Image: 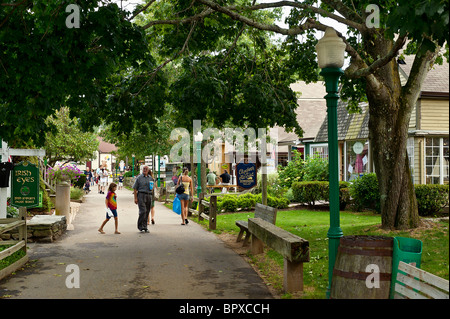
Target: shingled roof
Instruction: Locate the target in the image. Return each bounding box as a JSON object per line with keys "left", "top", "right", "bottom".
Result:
{"left": 314, "top": 55, "right": 449, "bottom": 143}
{"left": 277, "top": 81, "right": 327, "bottom": 146}
{"left": 314, "top": 102, "right": 370, "bottom": 143}
{"left": 400, "top": 55, "right": 449, "bottom": 95}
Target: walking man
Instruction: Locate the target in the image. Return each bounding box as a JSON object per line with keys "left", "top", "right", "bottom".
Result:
{"left": 133, "top": 166, "right": 155, "bottom": 233}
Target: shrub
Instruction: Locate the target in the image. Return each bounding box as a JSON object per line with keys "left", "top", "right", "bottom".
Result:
{"left": 237, "top": 193, "right": 256, "bottom": 211}
{"left": 292, "top": 181, "right": 351, "bottom": 209}
{"left": 415, "top": 184, "right": 449, "bottom": 216}
{"left": 339, "top": 187, "right": 351, "bottom": 210}
{"left": 219, "top": 195, "right": 238, "bottom": 212}
{"left": 278, "top": 150, "right": 304, "bottom": 188}
{"left": 73, "top": 173, "right": 86, "bottom": 188}
{"left": 292, "top": 181, "right": 328, "bottom": 206}
{"left": 255, "top": 193, "right": 290, "bottom": 209}
{"left": 303, "top": 155, "right": 329, "bottom": 181}
{"left": 70, "top": 187, "right": 84, "bottom": 201}
{"left": 322, "top": 181, "right": 351, "bottom": 210}
{"left": 123, "top": 171, "right": 133, "bottom": 177}
{"left": 284, "top": 188, "right": 295, "bottom": 202}
{"left": 349, "top": 173, "right": 380, "bottom": 212}
{"left": 255, "top": 172, "right": 287, "bottom": 198}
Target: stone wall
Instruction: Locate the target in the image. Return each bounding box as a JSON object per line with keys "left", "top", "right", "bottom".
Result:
{"left": 0, "top": 215, "right": 67, "bottom": 243}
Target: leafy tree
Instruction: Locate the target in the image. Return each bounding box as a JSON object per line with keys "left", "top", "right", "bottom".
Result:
{"left": 44, "top": 107, "right": 99, "bottom": 166}
{"left": 100, "top": 107, "right": 176, "bottom": 161}
{"left": 0, "top": 0, "right": 166, "bottom": 146}
{"left": 278, "top": 150, "right": 304, "bottom": 188}
{"left": 135, "top": 0, "right": 448, "bottom": 230}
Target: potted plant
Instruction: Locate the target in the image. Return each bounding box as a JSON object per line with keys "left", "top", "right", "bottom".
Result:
{"left": 47, "top": 164, "right": 82, "bottom": 184}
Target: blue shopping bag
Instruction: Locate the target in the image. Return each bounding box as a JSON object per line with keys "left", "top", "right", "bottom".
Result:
{"left": 172, "top": 195, "right": 181, "bottom": 215}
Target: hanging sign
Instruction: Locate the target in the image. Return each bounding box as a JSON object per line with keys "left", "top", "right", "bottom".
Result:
{"left": 237, "top": 163, "right": 257, "bottom": 189}
{"left": 11, "top": 161, "right": 40, "bottom": 208}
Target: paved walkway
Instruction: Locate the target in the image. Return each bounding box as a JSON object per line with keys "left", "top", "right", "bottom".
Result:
{"left": 0, "top": 188, "right": 273, "bottom": 299}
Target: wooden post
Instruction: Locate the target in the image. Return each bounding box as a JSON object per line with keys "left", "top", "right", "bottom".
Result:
{"left": 251, "top": 235, "right": 264, "bottom": 255}
{"left": 198, "top": 192, "right": 204, "bottom": 222}
{"left": 209, "top": 195, "right": 217, "bottom": 230}
{"left": 284, "top": 259, "right": 304, "bottom": 293}
{"left": 18, "top": 207, "right": 27, "bottom": 252}
{"left": 165, "top": 185, "right": 169, "bottom": 203}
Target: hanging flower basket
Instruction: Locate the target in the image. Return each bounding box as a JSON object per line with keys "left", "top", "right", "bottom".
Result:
{"left": 47, "top": 164, "right": 82, "bottom": 184}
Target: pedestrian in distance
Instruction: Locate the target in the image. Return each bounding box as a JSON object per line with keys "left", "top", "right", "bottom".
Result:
{"left": 207, "top": 170, "right": 216, "bottom": 194}
{"left": 118, "top": 173, "right": 124, "bottom": 190}
{"left": 220, "top": 169, "right": 231, "bottom": 193}
{"left": 147, "top": 196, "right": 155, "bottom": 225}
{"left": 100, "top": 167, "right": 108, "bottom": 194}
{"left": 177, "top": 167, "right": 194, "bottom": 225}
{"left": 98, "top": 182, "right": 121, "bottom": 234}
{"left": 133, "top": 166, "right": 156, "bottom": 233}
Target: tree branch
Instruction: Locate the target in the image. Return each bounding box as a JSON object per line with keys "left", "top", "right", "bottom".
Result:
{"left": 321, "top": 0, "right": 364, "bottom": 24}
{"left": 196, "top": 0, "right": 319, "bottom": 36}
{"left": 402, "top": 41, "right": 440, "bottom": 105}
{"left": 346, "top": 35, "right": 408, "bottom": 79}
{"left": 141, "top": 7, "right": 214, "bottom": 29}
{"left": 246, "top": 0, "right": 366, "bottom": 31}
{"left": 135, "top": 20, "right": 198, "bottom": 96}
{"left": 128, "top": 0, "right": 157, "bottom": 21}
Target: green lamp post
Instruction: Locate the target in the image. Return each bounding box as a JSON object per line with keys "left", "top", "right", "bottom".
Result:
{"left": 194, "top": 131, "right": 203, "bottom": 196}
{"left": 315, "top": 27, "right": 346, "bottom": 299}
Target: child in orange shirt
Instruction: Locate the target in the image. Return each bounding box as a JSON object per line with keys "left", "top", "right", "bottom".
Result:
{"left": 98, "top": 183, "right": 120, "bottom": 234}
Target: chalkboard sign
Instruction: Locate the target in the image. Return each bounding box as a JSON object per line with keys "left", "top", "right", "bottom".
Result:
{"left": 11, "top": 161, "right": 40, "bottom": 208}
{"left": 237, "top": 163, "right": 257, "bottom": 189}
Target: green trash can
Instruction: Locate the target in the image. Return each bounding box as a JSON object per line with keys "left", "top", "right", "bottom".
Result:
{"left": 389, "top": 236, "right": 423, "bottom": 299}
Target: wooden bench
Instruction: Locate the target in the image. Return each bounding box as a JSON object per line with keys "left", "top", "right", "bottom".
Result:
{"left": 248, "top": 218, "right": 310, "bottom": 293}
{"left": 235, "top": 203, "right": 277, "bottom": 246}
{"left": 394, "top": 261, "right": 449, "bottom": 299}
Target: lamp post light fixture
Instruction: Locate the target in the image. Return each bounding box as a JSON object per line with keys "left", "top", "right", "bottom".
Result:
{"left": 315, "top": 27, "right": 346, "bottom": 299}
{"left": 194, "top": 131, "right": 203, "bottom": 196}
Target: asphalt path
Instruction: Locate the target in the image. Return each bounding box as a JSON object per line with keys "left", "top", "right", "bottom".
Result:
{"left": 0, "top": 187, "right": 273, "bottom": 299}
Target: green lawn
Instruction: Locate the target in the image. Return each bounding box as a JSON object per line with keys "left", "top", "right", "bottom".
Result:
{"left": 193, "top": 208, "right": 449, "bottom": 299}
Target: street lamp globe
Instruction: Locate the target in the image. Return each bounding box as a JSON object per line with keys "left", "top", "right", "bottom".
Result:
{"left": 315, "top": 28, "right": 346, "bottom": 69}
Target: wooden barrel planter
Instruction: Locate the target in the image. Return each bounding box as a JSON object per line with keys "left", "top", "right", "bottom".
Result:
{"left": 331, "top": 235, "right": 393, "bottom": 299}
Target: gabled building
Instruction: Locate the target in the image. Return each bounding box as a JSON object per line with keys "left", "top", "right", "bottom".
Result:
{"left": 310, "top": 56, "right": 449, "bottom": 184}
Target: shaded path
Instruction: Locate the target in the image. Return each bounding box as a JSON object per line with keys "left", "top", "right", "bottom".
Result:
{"left": 0, "top": 188, "right": 273, "bottom": 299}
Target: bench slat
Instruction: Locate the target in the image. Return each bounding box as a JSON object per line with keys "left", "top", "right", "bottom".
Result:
{"left": 395, "top": 283, "right": 428, "bottom": 299}
{"left": 396, "top": 273, "right": 449, "bottom": 299}
{"left": 248, "top": 218, "right": 309, "bottom": 263}
{"left": 398, "top": 261, "right": 449, "bottom": 293}
{"left": 254, "top": 203, "right": 277, "bottom": 224}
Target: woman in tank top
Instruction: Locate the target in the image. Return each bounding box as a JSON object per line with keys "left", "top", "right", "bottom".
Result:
{"left": 177, "top": 167, "right": 194, "bottom": 225}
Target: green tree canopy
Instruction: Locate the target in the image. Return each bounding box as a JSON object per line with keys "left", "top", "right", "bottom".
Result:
{"left": 0, "top": 0, "right": 167, "bottom": 146}
{"left": 44, "top": 107, "right": 99, "bottom": 167}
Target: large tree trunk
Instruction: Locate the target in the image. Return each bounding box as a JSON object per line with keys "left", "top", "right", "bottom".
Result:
{"left": 367, "top": 89, "right": 420, "bottom": 229}
{"left": 364, "top": 36, "right": 422, "bottom": 230}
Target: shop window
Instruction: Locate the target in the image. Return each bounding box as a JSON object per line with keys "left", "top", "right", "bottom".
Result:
{"left": 310, "top": 144, "right": 329, "bottom": 159}
{"left": 346, "top": 140, "right": 369, "bottom": 181}
{"left": 425, "top": 137, "right": 449, "bottom": 185}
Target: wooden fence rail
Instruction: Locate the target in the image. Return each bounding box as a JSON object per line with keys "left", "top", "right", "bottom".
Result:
{"left": 0, "top": 207, "right": 28, "bottom": 281}
{"left": 38, "top": 158, "right": 56, "bottom": 193}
